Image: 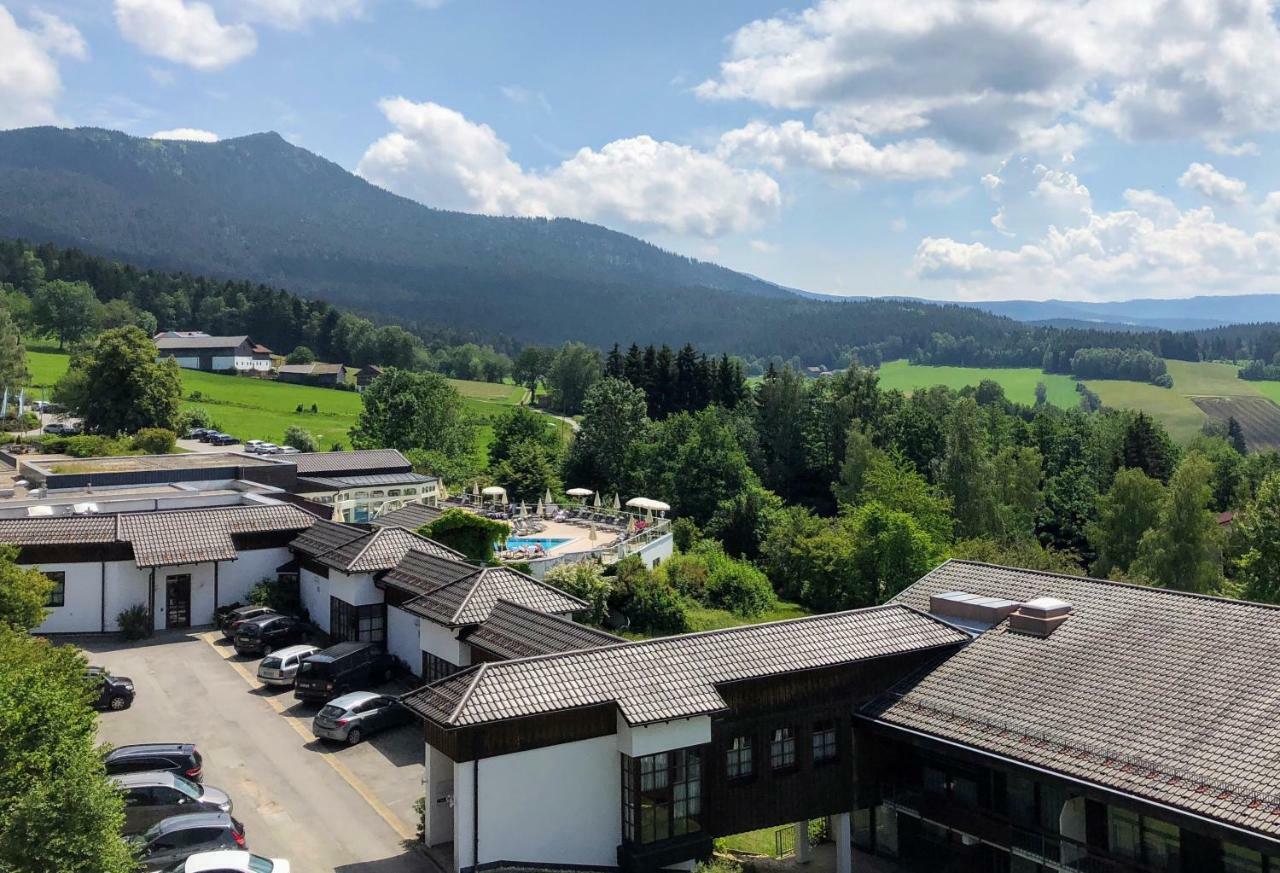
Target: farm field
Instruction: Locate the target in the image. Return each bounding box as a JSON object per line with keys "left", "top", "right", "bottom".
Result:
{"left": 1191, "top": 397, "right": 1280, "bottom": 452}
{"left": 876, "top": 361, "right": 1081, "bottom": 407}
{"left": 25, "top": 350, "right": 534, "bottom": 452}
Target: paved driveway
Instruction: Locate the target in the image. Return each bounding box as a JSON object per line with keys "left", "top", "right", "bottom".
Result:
{"left": 80, "top": 630, "right": 430, "bottom": 873}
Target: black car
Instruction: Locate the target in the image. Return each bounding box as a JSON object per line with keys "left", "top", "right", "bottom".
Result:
{"left": 232, "top": 614, "right": 308, "bottom": 656}
{"left": 86, "top": 666, "right": 135, "bottom": 711}
{"left": 129, "top": 812, "right": 245, "bottom": 871}
{"left": 210, "top": 433, "right": 238, "bottom": 446}
{"left": 293, "top": 642, "right": 395, "bottom": 703}
{"left": 219, "top": 605, "right": 276, "bottom": 639}
{"left": 186, "top": 428, "right": 212, "bottom": 440}
{"left": 105, "top": 743, "right": 204, "bottom": 783}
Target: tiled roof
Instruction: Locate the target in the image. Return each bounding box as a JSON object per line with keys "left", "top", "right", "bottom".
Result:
{"left": 372, "top": 502, "right": 443, "bottom": 532}
{"left": 464, "top": 600, "right": 623, "bottom": 660}
{"left": 288, "top": 519, "right": 367, "bottom": 556}
{"left": 118, "top": 504, "right": 316, "bottom": 568}
{"left": 404, "top": 565, "right": 586, "bottom": 627}
{"left": 278, "top": 362, "right": 345, "bottom": 376}
{"left": 289, "top": 449, "right": 411, "bottom": 476}
{"left": 867, "top": 560, "right": 1280, "bottom": 839}
{"left": 155, "top": 335, "right": 248, "bottom": 350}
{"left": 381, "top": 550, "right": 476, "bottom": 597}
{"left": 0, "top": 515, "right": 118, "bottom": 544}
{"left": 402, "top": 604, "right": 967, "bottom": 727}
{"left": 290, "top": 519, "right": 461, "bottom": 573}
{"left": 296, "top": 472, "right": 436, "bottom": 491}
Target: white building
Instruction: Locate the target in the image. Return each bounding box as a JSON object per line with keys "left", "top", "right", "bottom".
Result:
{"left": 289, "top": 450, "right": 439, "bottom": 523}
{"left": 154, "top": 333, "right": 273, "bottom": 373}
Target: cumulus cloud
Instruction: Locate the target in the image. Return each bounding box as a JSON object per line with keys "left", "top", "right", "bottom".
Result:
{"left": 357, "top": 98, "right": 781, "bottom": 237}
{"left": 982, "top": 156, "right": 1092, "bottom": 237}
{"left": 698, "top": 0, "right": 1280, "bottom": 155}
{"left": 238, "top": 0, "right": 366, "bottom": 28}
{"left": 0, "top": 6, "right": 85, "bottom": 128}
{"left": 1178, "top": 162, "right": 1247, "bottom": 203}
{"left": 151, "top": 127, "right": 218, "bottom": 141}
{"left": 115, "top": 0, "right": 256, "bottom": 71}
{"left": 717, "top": 120, "right": 964, "bottom": 180}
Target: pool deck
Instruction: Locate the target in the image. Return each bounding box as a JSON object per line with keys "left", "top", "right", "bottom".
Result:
{"left": 500, "top": 518, "right": 621, "bottom": 558}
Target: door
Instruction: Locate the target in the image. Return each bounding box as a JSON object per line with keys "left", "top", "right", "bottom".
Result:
{"left": 166, "top": 575, "right": 191, "bottom": 629}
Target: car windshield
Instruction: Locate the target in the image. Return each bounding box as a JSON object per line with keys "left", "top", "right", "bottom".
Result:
{"left": 298, "top": 661, "right": 321, "bottom": 675}
{"left": 239, "top": 624, "right": 262, "bottom": 635}
{"left": 172, "top": 775, "right": 201, "bottom": 799}
{"left": 140, "top": 821, "right": 165, "bottom": 843}
{"left": 318, "top": 704, "right": 345, "bottom": 719}
{"left": 260, "top": 657, "right": 282, "bottom": 669}
{"left": 248, "top": 856, "right": 275, "bottom": 872}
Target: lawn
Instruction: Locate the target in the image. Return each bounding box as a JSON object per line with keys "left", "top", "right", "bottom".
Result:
{"left": 685, "top": 600, "right": 811, "bottom": 632}
{"left": 876, "top": 361, "right": 1081, "bottom": 407}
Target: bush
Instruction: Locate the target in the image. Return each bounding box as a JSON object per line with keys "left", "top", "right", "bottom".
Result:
{"left": 422, "top": 509, "right": 510, "bottom": 562}
{"left": 545, "top": 562, "right": 612, "bottom": 625}
{"left": 117, "top": 604, "right": 151, "bottom": 640}
{"left": 706, "top": 558, "right": 775, "bottom": 618}
{"left": 130, "top": 427, "right": 176, "bottom": 454}
{"left": 48, "top": 434, "right": 133, "bottom": 458}
{"left": 671, "top": 517, "right": 701, "bottom": 552}
{"left": 612, "top": 556, "right": 688, "bottom": 635}
{"left": 175, "top": 407, "right": 215, "bottom": 432}
{"left": 414, "top": 796, "right": 426, "bottom": 842}
{"left": 247, "top": 577, "right": 300, "bottom": 613}
{"left": 657, "top": 552, "right": 711, "bottom": 602}
{"left": 282, "top": 425, "right": 318, "bottom": 453}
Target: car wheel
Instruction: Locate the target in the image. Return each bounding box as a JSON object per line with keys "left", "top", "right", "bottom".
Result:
{"left": 346, "top": 728, "right": 362, "bottom": 745}
{"left": 108, "top": 696, "right": 129, "bottom": 711}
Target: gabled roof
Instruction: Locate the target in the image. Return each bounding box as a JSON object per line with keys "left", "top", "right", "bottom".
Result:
{"left": 154, "top": 335, "right": 249, "bottom": 350}
{"left": 289, "top": 519, "right": 461, "bottom": 573}
{"left": 372, "top": 502, "right": 443, "bottom": 532}
{"left": 866, "top": 560, "right": 1280, "bottom": 839}
{"left": 402, "top": 604, "right": 968, "bottom": 727}
{"left": 289, "top": 449, "right": 411, "bottom": 476}
{"left": 381, "top": 549, "right": 475, "bottom": 597}
{"left": 0, "top": 515, "right": 118, "bottom": 545}
{"left": 464, "top": 599, "right": 623, "bottom": 660}
{"left": 404, "top": 565, "right": 585, "bottom": 627}
{"left": 119, "top": 504, "right": 317, "bottom": 568}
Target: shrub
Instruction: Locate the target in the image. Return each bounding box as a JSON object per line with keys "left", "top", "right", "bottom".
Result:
{"left": 706, "top": 558, "right": 775, "bottom": 618}
{"left": 310, "top": 403, "right": 318, "bottom": 414}
{"left": 54, "top": 434, "right": 133, "bottom": 458}
{"left": 545, "top": 562, "right": 611, "bottom": 625}
{"left": 247, "top": 577, "right": 300, "bottom": 613}
{"left": 295, "top": 404, "right": 304, "bottom": 413}
{"left": 117, "top": 604, "right": 151, "bottom": 640}
{"left": 282, "top": 425, "right": 318, "bottom": 453}
{"left": 175, "top": 407, "right": 215, "bottom": 432}
{"left": 130, "top": 427, "right": 176, "bottom": 454}
{"left": 624, "top": 572, "right": 688, "bottom": 635}
{"left": 414, "top": 796, "right": 426, "bottom": 842}
{"left": 657, "top": 551, "right": 710, "bottom": 602}
{"left": 671, "top": 517, "right": 701, "bottom": 552}
{"left": 422, "top": 509, "right": 509, "bottom": 562}
{"left": 188, "top": 390, "right": 204, "bottom": 401}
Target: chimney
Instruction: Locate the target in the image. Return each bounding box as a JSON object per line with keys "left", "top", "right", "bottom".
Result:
{"left": 1008, "top": 597, "right": 1073, "bottom": 638}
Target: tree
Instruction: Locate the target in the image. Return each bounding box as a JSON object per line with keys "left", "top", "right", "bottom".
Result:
{"left": 940, "top": 397, "right": 996, "bottom": 538}
{"left": 546, "top": 342, "right": 602, "bottom": 414}
{"left": 1122, "top": 411, "right": 1175, "bottom": 483}
{"left": 845, "top": 501, "right": 944, "bottom": 604}
{"left": 705, "top": 482, "right": 784, "bottom": 560}
{"left": 493, "top": 441, "right": 562, "bottom": 504}
{"left": 96, "top": 298, "right": 157, "bottom": 336}
{"left": 1235, "top": 472, "right": 1280, "bottom": 603}
{"left": 832, "top": 425, "right": 881, "bottom": 505}
{"left": 32, "top": 280, "right": 99, "bottom": 349}
{"left": 422, "top": 509, "right": 509, "bottom": 562}
{"left": 0, "top": 307, "right": 29, "bottom": 390}
{"left": 58, "top": 326, "right": 182, "bottom": 435}
{"left": 489, "top": 406, "right": 560, "bottom": 468}
{"left": 564, "top": 378, "right": 649, "bottom": 494}
{"left": 992, "top": 445, "right": 1043, "bottom": 540}
{"left": 513, "top": 346, "right": 553, "bottom": 402}
{"left": 130, "top": 427, "right": 176, "bottom": 455}
{"left": 860, "top": 451, "right": 954, "bottom": 546}
{"left": 1227, "top": 416, "right": 1247, "bottom": 454}
{"left": 950, "top": 538, "right": 1084, "bottom": 575}
{"left": 1087, "top": 468, "right": 1165, "bottom": 577}
{"left": 1034, "top": 381, "right": 1048, "bottom": 407}
{"left": 349, "top": 369, "right": 475, "bottom": 462}
{"left": 1131, "top": 453, "right": 1224, "bottom": 593}
{"left": 544, "top": 563, "right": 611, "bottom": 625}
{"left": 0, "top": 544, "right": 52, "bottom": 631}
{"left": 286, "top": 345, "right": 316, "bottom": 364}
{"left": 283, "top": 425, "right": 319, "bottom": 453}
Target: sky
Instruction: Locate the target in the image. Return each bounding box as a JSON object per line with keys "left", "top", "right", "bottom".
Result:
{"left": 5, "top": 0, "right": 1280, "bottom": 302}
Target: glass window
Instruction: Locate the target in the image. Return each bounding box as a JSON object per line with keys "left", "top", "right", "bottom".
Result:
{"left": 726, "top": 736, "right": 752, "bottom": 779}
{"left": 423, "top": 652, "right": 458, "bottom": 683}
{"left": 624, "top": 749, "right": 702, "bottom": 845}
{"left": 44, "top": 571, "right": 65, "bottom": 607}
{"left": 1223, "top": 842, "right": 1264, "bottom": 873}
{"left": 770, "top": 727, "right": 796, "bottom": 769}
{"left": 1108, "top": 807, "right": 1141, "bottom": 862}
{"left": 387, "top": 489, "right": 402, "bottom": 497}
{"left": 812, "top": 720, "right": 837, "bottom": 763}
{"left": 403, "top": 488, "right": 418, "bottom": 496}
{"left": 1142, "top": 817, "right": 1180, "bottom": 869}
{"left": 329, "top": 599, "right": 385, "bottom": 643}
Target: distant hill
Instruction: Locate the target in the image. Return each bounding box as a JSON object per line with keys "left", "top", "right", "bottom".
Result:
{"left": 0, "top": 126, "right": 1023, "bottom": 364}
{"left": 959, "top": 296, "right": 1280, "bottom": 331}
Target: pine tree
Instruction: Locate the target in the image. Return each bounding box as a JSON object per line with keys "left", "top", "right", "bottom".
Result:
{"left": 1227, "top": 416, "right": 1247, "bottom": 454}
{"left": 1122, "top": 411, "right": 1175, "bottom": 482}
{"left": 623, "top": 343, "right": 644, "bottom": 386}
{"left": 604, "top": 343, "right": 624, "bottom": 378}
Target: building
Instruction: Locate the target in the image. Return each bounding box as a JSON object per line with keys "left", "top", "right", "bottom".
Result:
{"left": 289, "top": 449, "right": 438, "bottom": 522}
{"left": 277, "top": 361, "right": 347, "bottom": 386}
{"left": 154, "top": 333, "right": 272, "bottom": 373}
{"left": 355, "top": 364, "right": 386, "bottom": 390}
{"left": 401, "top": 560, "right": 1280, "bottom": 873}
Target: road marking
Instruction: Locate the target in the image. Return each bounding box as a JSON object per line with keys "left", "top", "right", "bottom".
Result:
{"left": 199, "top": 632, "right": 417, "bottom": 841}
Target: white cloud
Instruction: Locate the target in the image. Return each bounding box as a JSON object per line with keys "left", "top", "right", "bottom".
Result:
{"left": 238, "top": 0, "right": 365, "bottom": 28}
{"left": 750, "top": 239, "right": 779, "bottom": 253}
{"left": 151, "top": 127, "right": 218, "bottom": 141}
{"left": 1178, "top": 162, "right": 1247, "bottom": 203}
{"left": 0, "top": 6, "right": 85, "bottom": 128}
{"left": 717, "top": 119, "right": 964, "bottom": 180}
{"left": 357, "top": 98, "right": 781, "bottom": 238}
{"left": 114, "top": 0, "right": 256, "bottom": 71}
{"left": 982, "top": 156, "right": 1092, "bottom": 237}
{"left": 500, "top": 85, "right": 550, "bottom": 112}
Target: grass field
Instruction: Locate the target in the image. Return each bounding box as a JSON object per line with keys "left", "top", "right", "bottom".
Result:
{"left": 876, "top": 361, "right": 1081, "bottom": 407}
{"left": 25, "top": 349, "right": 534, "bottom": 452}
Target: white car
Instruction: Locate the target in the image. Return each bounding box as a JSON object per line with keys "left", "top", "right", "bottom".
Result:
{"left": 164, "top": 851, "right": 289, "bottom": 873}
{"left": 275, "top": 446, "right": 300, "bottom": 455}
{"left": 257, "top": 444, "right": 281, "bottom": 454}
{"left": 256, "top": 644, "right": 319, "bottom": 686}
{"left": 243, "top": 440, "right": 266, "bottom": 453}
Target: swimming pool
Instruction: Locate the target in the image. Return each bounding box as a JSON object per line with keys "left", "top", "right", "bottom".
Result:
{"left": 503, "top": 537, "right": 572, "bottom": 552}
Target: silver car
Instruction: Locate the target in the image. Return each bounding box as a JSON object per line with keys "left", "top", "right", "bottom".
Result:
{"left": 311, "top": 691, "right": 412, "bottom": 745}
{"left": 256, "top": 645, "right": 318, "bottom": 687}
{"left": 113, "top": 772, "right": 232, "bottom": 834}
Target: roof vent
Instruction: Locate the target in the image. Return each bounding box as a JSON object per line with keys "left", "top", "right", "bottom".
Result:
{"left": 1008, "top": 597, "right": 1073, "bottom": 638}
{"left": 929, "top": 591, "right": 1020, "bottom": 631}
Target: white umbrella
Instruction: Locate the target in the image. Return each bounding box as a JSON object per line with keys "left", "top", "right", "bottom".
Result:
{"left": 625, "top": 497, "right": 671, "bottom": 512}
{"left": 519, "top": 501, "right": 528, "bottom": 517}
{"left": 593, "top": 491, "right": 602, "bottom": 508}
{"left": 544, "top": 488, "right": 555, "bottom": 504}
{"left": 566, "top": 487, "right": 592, "bottom": 497}
{"left": 472, "top": 482, "right": 480, "bottom": 498}
{"left": 536, "top": 499, "right": 544, "bottom": 516}
{"left": 588, "top": 522, "right": 598, "bottom": 542}
{"left": 626, "top": 516, "right": 636, "bottom": 536}
{"left": 612, "top": 493, "right": 621, "bottom": 510}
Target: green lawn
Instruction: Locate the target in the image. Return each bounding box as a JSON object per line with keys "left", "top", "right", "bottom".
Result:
{"left": 876, "top": 361, "right": 1081, "bottom": 407}
{"left": 685, "top": 600, "right": 811, "bottom": 632}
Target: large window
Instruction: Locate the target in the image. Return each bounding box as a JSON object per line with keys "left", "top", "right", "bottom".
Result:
{"left": 770, "top": 727, "right": 796, "bottom": 770}
{"left": 422, "top": 652, "right": 458, "bottom": 683}
{"left": 329, "top": 598, "right": 385, "bottom": 643}
{"left": 812, "top": 720, "right": 837, "bottom": 764}
{"left": 622, "top": 749, "right": 702, "bottom": 844}
{"left": 44, "top": 571, "right": 65, "bottom": 608}
{"left": 726, "top": 736, "right": 752, "bottom": 779}
{"left": 1108, "top": 806, "right": 1180, "bottom": 868}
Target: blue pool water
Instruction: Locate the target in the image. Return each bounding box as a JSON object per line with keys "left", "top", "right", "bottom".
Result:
{"left": 504, "top": 537, "right": 571, "bottom": 551}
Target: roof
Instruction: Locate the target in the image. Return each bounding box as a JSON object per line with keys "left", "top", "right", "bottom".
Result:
{"left": 372, "top": 502, "right": 443, "bottom": 532}
{"left": 278, "top": 362, "right": 345, "bottom": 375}
{"left": 381, "top": 549, "right": 475, "bottom": 597}
{"left": 404, "top": 565, "right": 586, "bottom": 627}
{"left": 295, "top": 472, "right": 436, "bottom": 491}
{"left": 402, "top": 604, "right": 968, "bottom": 727}
{"left": 289, "top": 519, "right": 462, "bottom": 573}
{"left": 0, "top": 514, "right": 118, "bottom": 545}
{"left": 289, "top": 449, "right": 411, "bottom": 476}
{"left": 866, "top": 560, "right": 1280, "bottom": 840}
{"left": 154, "top": 335, "right": 249, "bottom": 350}
{"left": 464, "top": 599, "right": 623, "bottom": 660}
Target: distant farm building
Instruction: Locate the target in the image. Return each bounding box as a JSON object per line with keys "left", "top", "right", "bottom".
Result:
{"left": 154, "top": 332, "right": 272, "bottom": 373}
{"left": 277, "top": 361, "right": 347, "bottom": 387}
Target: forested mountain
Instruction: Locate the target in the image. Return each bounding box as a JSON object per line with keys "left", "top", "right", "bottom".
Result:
{"left": 0, "top": 126, "right": 1020, "bottom": 364}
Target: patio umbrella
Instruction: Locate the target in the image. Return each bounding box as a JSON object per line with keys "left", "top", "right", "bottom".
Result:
{"left": 612, "top": 493, "right": 621, "bottom": 510}
{"left": 567, "top": 487, "right": 592, "bottom": 498}
{"left": 544, "top": 488, "right": 555, "bottom": 505}
{"left": 626, "top": 516, "right": 636, "bottom": 536}
{"left": 588, "top": 522, "right": 598, "bottom": 542}
{"left": 593, "top": 491, "right": 602, "bottom": 508}
{"left": 472, "top": 482, "right": 480, "bottom": 497}
{"left": 536, "top": 499, "right": 544, "bottom": 516}
{"left": 519, "top": 502, "right": 528, "bottom": 517}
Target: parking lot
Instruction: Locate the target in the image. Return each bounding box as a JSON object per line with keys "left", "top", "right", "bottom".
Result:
{"left": 80, "top": 630, "right": 430, "bottom": 873}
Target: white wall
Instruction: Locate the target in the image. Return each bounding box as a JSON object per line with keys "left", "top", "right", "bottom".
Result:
{"left": 453, "top": 734, "right": 621, "bottom": 872}
{"left": 150, "top": 562, "right": 216, "bottom": 629}
{"left": 635, "top": 532, "right": 674, "bottom": 570}
{"left": 222, "top": 547, "right": 290, "bottom": 606}
{"left": 425, "top": 743, "right": 455, "bottom": 847}
{"left": 328, "top": 570, "right": 383, "bottom": 606}
{"left": 300, "top": 567, "right": 330, "bottom": 633}
{"left": 387, "top": 605, "right": 421, "bottom": 673}
{"left": 420, "top": 619, "right": 467, "bottom": 666}
{"left": 616, "top": 715, "right": 711, "bottom": 758}
{"left": 32, "top": 561, "right": 104, "bottom": 633}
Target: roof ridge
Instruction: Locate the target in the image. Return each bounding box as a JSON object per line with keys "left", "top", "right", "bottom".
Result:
{"left": 488, "top": 598, "right": 624, "bottom": 640}
{"left": 447, "top": 661, "right": 488, "bottom": 724}
{"left": 450, "top": 566, "right": 491, "bottom": 623}
{"left": 490, "top": 564, "right": 589, "bottom": 608}
{"left": 344, "top": 527, "right": 384, "bottom": 570}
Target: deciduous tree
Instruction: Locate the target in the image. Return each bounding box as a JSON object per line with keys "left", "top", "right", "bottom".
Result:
{"left": 1131, "top": 453, "right": 1224, "bottom": 593}
{"left": 58, "top": 326, "right": 181, "bottom": 435}
{"left": 1087, "top": 468, "right": 1164, "bottom": 577}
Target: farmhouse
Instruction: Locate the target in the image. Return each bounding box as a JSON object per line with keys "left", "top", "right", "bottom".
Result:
{"left": 355, "top": 364, "right": 385, "bottom": 390}
{"left": 154, "top": 332, "right": 273, "bottom": 373}
{"left": 277, "top": 361, "right": 347, "bottom": 386}
{"left": 403, "top": 560, "right": 1280, "bottom": 873}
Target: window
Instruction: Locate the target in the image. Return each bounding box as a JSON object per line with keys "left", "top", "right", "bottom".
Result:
{"left": 770, "top": 727, "right": 796, "bottom": 770}
{"left": 812, "top": 720, "right": 837, "bottom": 764}
{"left": 622, "top": 749, "right": 702, "bottom": 844}
{"left": 1109, "top": 806, "right": 1180, "bottom": 868}
{"left": 726, "top": 736, "right": 752, "bottom": 779}
{"left": 1223, "top": 842, "right": 1265, "bottom": 873}
{"left": 329, "top": 598, "right": 385, "bottom": 643}
{"left": 423, "top": 652, "right": 458, "bottom": 683}
{"left": 387, "top": 489, "right": 402, "bottom": 497}
{"left": 1142, "top": 817, "right": 1180, "bottom": 869}
{"left": 44, "top": 571, "right": 65, "bottom": 607}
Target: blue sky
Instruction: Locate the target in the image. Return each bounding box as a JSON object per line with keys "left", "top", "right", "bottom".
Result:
{"left": 6, "top": 0, "right": 1280, "bottom": 302}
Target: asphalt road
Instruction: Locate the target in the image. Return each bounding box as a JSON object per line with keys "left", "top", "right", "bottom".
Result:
{"left": 81, "top": 630, "right": 430, "bottom": 873}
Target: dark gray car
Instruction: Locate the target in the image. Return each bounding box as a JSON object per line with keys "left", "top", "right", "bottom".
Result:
{"left": 113, "top": 771, "right": 232, "bottom": 833}
{"left": 311, "top": 691, "right": 412, "bottom": 745}
{"left": 129, "top": 812, "right": 246, "bottom": 871}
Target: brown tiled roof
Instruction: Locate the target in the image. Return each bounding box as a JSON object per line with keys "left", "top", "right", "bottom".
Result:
{"left": 289, "top": 449, "right": 410, "bottom": 476}
{"left": 403, "top": 565, "right": 585, "bottom": 627}
{"left": 118, "top": 504, "right": 316, "bottom": 568}
{"left": 867, "top": 560, "right": 1280, "bottom": 839}
{"left": 381, "top": 550, "right": 476, "bottom": 597}
{"left": 402, "top": 604, "right": 967, "bottom": 727}
{"left": 154, "top": 335, "right": 248, "bottom": 350}
{"left": 372, "top": 502, "right": 443, "bottom": 532}
{"left": 464, "top": 600, "right": 623, "bottom": 660}
{"left": 0, "top": 515, "right": 118, "bottom": 545}
{"left": 289, "top": 519, "right": 367, "bottom": 556}
{"left": 290, "top": 519, "right": 461, "bottom": 573}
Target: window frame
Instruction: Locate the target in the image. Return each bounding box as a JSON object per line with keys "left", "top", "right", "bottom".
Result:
{"left": 622, "top": 748, "right": 703, "bottom": 845}
{"left": 726, "top": 735, "right": 753, "bottom": 781}
{"left": 44, "top": 570, "right": 66, "bottom": 608}
{"left": 770, "top": 726, "right": 797, "bottom": 771}
{"left": 811, "top": 719, "right": 838, "bottom": 765}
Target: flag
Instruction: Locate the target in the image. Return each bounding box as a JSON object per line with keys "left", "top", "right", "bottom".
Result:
{"left": 1, "top": 386, "right": 9, "bottom": 420}
{"left": 16, "top": 389, "right": 24, "bottom": 418}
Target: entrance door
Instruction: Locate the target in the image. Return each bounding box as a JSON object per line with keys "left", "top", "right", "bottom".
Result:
{"left": 165, "top": 575, "right": 191, "bottom": 629}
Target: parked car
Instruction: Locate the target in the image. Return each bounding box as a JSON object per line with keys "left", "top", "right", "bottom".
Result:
{"left": 312, "top": 691, "right": 413, "bottom": 745}
{"left": 209, "top": 432, "right": 238, "bottom": 446}
{"left": 105, "top": 743, "right": 203, "bottom": 783}
{"left": 256, "top": 443, "right": 281, "bottom": 455}
{"left": 129, "top": 812, "right": 245, "bottom": 872}
{"left": 232, "top": 614, "right": 308, "bottom": 656}
{"left": 186, "top": 428, "right": 212, "bottom": 440}
{"left": 219, "top": 605, "right": 276, "bottom": 639}
{"left": 42, "top": 422, "right": 79, "bottom": 435}
{"left": 86, "top": 665, "right": 135, "bottom": 711}
{"left": 256, "top": 644, "right": 319, "bottom": 687}
{"left": 293, "top": 642, "right": 395, "bottom": 703}
{"left": 197, "top": 430, "right": 218, "bottom": 443}
{"left": 242, "top": 440, "right": 266, "bottom": 453}
{"left": 113, "top": 772, "right": 232, "bottom": 833}
{"left": 163, "top": 850, "right": 289, "bottom": 873}
{"left": 275, "top": 446, "right": 300, "bottom": 455}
